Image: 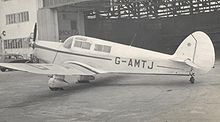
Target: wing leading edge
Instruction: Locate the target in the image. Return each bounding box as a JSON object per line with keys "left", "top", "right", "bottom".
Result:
{"left": 0, "top": 62, "right": 102, "bottom": 75}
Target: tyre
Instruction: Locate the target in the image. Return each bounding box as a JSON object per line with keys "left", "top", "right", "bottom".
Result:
{"left": 1, "top": 68, "right": 6, "bottom": 72}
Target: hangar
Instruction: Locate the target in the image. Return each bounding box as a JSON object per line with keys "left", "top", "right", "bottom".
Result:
{"left": 0, "top": 1, "right": 220, "bottom": 121}
{"left": 38, "top": 0, "right": 220, "bottom": 56}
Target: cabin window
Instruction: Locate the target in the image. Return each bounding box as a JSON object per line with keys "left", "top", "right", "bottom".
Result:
{"left": 103, "top": 45, "right": 111, "bottom": 53}
{"left": 63, "top": 37, "right": 73, "bottom": 49}
{"left": 94, "top": 44, "right": 103, "bottom": 51}
{"left": 74, "top": 41, "right": 91, "bottom": 50}
{"left": 74, "top": 41, "right": 82, "bottom": 48}
{"left": 81, "top": 42, "right": 91, "bottom": 49}
{"left": 94, "top": 44, "right": 111, "bottom": 53}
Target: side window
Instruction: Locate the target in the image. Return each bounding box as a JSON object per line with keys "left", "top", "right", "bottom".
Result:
{"left": 103, "top": 45, "right": 111, "bottom": 53}
{"left": 74, "top": 41, "right": 91, "bottom": 50}
{"left": 63, "top": 37, "right": 73, "bottom": 49}
{"left": 94, "top": 44, "right": 111, "bottom": 53}
{"left": 81, "top": 42, "right": 91, "bottom": 49}
{"left": 94, "top": 44, "right": 103, "bottom": 51}
{"left": 74, "top": 41, "right": 82, "bottom": 48}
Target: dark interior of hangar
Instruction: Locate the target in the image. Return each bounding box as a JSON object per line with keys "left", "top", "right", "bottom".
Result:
{"left": 83, "top": 0, "right": 220, "bottom": 55}
{"left": 40, "top": 0, "right": 220, "bottom": 57}
{"left": 85, "top": 12, "right": 220, "bottom": 54}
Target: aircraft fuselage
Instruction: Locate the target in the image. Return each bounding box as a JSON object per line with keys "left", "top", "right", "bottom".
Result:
{"left": 34, "top": 36, "right": 191, "bottom": 76}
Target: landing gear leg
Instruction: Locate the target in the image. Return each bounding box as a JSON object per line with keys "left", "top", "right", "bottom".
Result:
{"left": 189, "top": 72, "right": 195, "bottom": 84}
{"left": 190, "top": 76, "right": 195, "bottom": 84}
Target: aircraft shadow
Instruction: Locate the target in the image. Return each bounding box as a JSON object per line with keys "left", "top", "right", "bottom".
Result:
{"left": 4, "top": 75, "right": 192, "bottom": 109}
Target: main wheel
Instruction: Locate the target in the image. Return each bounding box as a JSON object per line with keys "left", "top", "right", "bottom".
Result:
{"left": 1, "top": 68, "right": 6, "bottom": 72}
{"left": 190, "top": 76, "right": 195, "bottom": 84}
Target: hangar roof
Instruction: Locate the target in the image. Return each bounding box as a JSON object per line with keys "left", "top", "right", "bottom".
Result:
{"left": 42, "top": 0, "right": 110, "bottom": 9}
{"left": 43, "top": 0, "right": 220, "bottom": 18}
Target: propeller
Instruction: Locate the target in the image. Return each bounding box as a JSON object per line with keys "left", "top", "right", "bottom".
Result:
{"left": 33, "top": 23, "right": 37, "bottom": 43}
{"left": 29, "top": 23, "right": 37, "bottom": 49}
{"left": 29, "top": 23, "right": 39, "bottom": 63}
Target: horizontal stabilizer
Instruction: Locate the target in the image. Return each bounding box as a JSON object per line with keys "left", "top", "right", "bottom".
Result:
{"left": 184, "top": 59, "right": 200, "bottom": 69}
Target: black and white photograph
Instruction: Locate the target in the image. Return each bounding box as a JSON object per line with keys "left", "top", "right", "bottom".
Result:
{"left": 0, "top": 0, "right": 220, "bottom": 121}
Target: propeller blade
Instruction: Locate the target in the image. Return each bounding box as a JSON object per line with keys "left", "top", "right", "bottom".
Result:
{"left": 33, "top": 23, "right": 37, "bottom": 42}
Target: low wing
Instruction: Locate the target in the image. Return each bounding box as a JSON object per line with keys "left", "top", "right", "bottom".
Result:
{"left": 0, "top": 61, "right": 104, "bottom": 75}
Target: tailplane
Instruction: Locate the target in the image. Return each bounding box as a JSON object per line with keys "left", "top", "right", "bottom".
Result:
{"left": 173, "top": 31, "right": 215, "bottom": 74}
